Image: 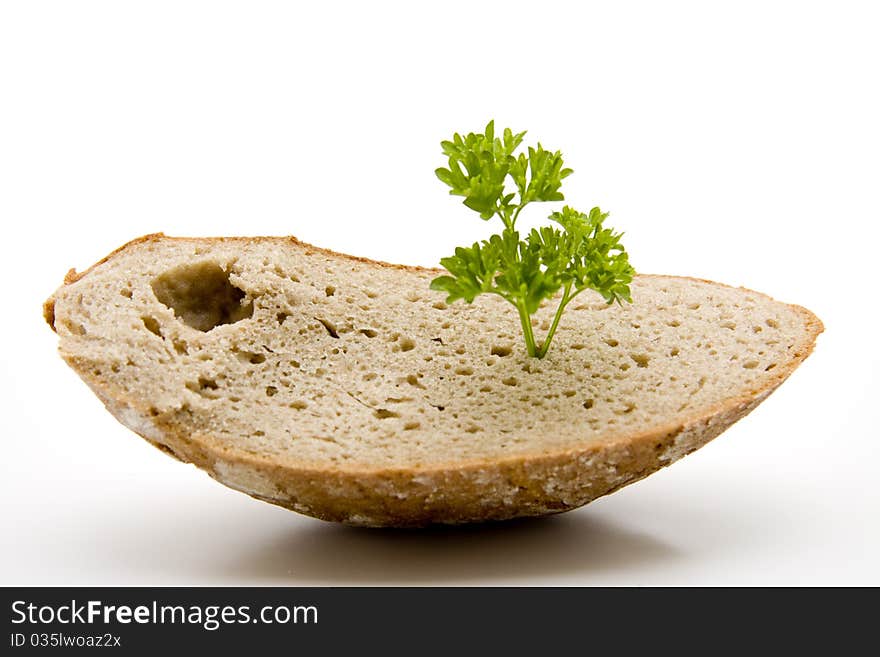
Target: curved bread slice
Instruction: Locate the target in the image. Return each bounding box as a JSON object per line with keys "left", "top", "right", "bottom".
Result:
{"left": 44, "top": 234, "right": 823, "bottom": 526}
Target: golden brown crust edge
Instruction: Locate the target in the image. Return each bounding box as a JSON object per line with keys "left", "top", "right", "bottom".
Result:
{"left": 46, "top": 234, "right": 824, "bottom": 527}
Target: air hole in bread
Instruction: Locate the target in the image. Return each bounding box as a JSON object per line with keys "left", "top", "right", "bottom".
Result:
{"left": 62, "top": 319, "right": 87, "bottom": 336}
{"left": 316, "top": 317, "right": 339, "bottom": 338}
{"left": 266, "top": 386, "right": 278, "bottom": 396}
{"left": 399, "top": 337, "right": 415, "bottom": 352}
{"left": 502, "top": 377, "right": 518, "bottom": 387}
{"left": 491, "top": 345, "right": 512, "bottom": 357}
{"left": 142, "top": 316, "right": 162, "bottom": 337}
{"left": 186, "top": 377, "right": 219, "bottom": 397}
{"left": 630, "top": 353, "right": 650, "bottom": 368}
{"left": 236, "top": 351, "right": 266, "bottom": 364}
{"left": 325, "top": 286, "right": 336, "bottom": 297}
{"left": 151, "top": 262, "right": 253, "bottom": 332}
{"left": 360, "top": 329, "right": 378, "bottom": 338}
{"left": 583, "top": 399, "right": 594, "bottom": 409}
{"left": 743, "top": 360, "right": 759, "bottom": 369}
{"left": 615, "top": 402, "right": 636, "bottom": 415}
{"left": 604, "top": 338, "right": 619, "bottom": 347}
{"left": 374, "top": 409, "right": 399, "bottom": 419}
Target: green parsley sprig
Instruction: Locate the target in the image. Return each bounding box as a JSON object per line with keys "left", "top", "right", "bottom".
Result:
{"left": 430, "top": 120, "right": 635, "bottom": 358}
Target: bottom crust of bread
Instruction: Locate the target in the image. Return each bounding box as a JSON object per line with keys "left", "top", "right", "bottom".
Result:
{"left": 85, "top": 368, "right": 777, "bottom": 527}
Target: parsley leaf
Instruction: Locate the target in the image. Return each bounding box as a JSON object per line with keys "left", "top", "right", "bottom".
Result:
{"left": 435, "top": 120, "right": 526, "bottom": 221}
{"left": 431, "top": 122, "right": 635, "bottom": 358}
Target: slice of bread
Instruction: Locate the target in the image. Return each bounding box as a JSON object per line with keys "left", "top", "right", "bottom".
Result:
{"left": 44, "top": 234, "right": 822, "bottom": 527}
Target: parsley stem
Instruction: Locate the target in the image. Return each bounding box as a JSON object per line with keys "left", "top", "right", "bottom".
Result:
{"left": 510, "top": 204, "right": 525, "bottom": 229}
{"left": 515, "top": 300, "right": 538, "bottom": 357}
{"left": 537, "top": 282, "right": 573, "bottom": 358}
{"left": 496, "top": 206, "right": 512, "bottom": 230}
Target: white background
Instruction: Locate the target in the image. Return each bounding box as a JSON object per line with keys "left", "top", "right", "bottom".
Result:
{"left": 1, "top": 1, "right": 878, "bottom": 585}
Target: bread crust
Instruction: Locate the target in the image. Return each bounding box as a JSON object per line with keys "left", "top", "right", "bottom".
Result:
{"left": 46, "top": 234, "right": 824, "bottom": 527}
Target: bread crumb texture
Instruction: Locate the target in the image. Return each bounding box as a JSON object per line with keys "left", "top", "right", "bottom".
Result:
{"left": 47, "top": 235, "right": 822, "bottom": 526}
